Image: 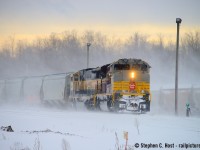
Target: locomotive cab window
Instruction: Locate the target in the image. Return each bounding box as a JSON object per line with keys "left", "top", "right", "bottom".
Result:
{"left": 132, "top": 64, "right": 149, "bottom": 72}
{"left": 114, "top": 64, "right": 130, "bottom": 70}
{"left": 141, "top": 64, "right": 148, "bottom": 72}
{"left": 132, "top": 64, "right": 140, "bottom": 70}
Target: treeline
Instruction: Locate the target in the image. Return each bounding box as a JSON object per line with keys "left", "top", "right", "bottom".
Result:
{"left": 0, "top": 30, "right": 200, "bottom": 87}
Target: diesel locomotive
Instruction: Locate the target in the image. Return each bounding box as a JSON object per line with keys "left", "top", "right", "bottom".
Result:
{"left": 66, "top": 58, "right": 151, "bottom": 112}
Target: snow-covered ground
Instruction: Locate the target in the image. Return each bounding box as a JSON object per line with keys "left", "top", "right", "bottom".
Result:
{"left": 0, "top": 104, "right": 200, "bottom": 150}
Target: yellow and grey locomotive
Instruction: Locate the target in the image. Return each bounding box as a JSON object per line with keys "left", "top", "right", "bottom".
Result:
{"left": 70, "top": 58, "right": 151, "bottom": 112}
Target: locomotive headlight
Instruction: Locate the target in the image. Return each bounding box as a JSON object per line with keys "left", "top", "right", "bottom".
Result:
{"left": 131, "top": 72, "right": 135, "bottom": 79}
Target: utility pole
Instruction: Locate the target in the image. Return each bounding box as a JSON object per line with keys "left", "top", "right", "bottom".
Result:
{"left": 175, "top": 18, "right": 182, "bottom": 115}
{"left": 87, "top": 43, "right": 91, "bottom": 68}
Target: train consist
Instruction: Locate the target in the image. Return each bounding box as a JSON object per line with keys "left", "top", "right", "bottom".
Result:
{"left": 0, "top": 58, "right": 151, "bottom": 113}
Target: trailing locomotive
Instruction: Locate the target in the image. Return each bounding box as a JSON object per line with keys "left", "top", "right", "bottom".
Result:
{"left": 0, "top": 58, "right": 151, "bottom": 113}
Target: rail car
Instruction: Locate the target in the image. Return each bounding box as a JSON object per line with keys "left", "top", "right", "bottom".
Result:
{"left": 0, "top": 58, "right": 151, "bottom": 113}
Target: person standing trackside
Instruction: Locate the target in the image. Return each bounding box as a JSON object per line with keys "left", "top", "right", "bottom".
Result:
{"left": 186, "top": 102, "right": 191, "bottom": 117}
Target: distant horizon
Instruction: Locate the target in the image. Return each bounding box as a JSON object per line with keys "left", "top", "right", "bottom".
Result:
{"left": 1, "top": 25, "right": 199, "bottom": 49}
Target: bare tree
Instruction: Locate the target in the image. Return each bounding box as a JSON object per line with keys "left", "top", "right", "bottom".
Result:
{"left": 8, "top": 34, "right": 15, "bottom": 57}
{"left": 182, "top": 31, "right": 200, "bottom": 56}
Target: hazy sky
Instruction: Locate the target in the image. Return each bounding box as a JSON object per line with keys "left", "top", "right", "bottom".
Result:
{"left": 0, "top": 0, "right": 200, "bottom": 45}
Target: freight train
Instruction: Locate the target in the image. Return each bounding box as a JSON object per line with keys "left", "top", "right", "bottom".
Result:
{"left": 0, "top": 58, "right": 151, "bottom": 113}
